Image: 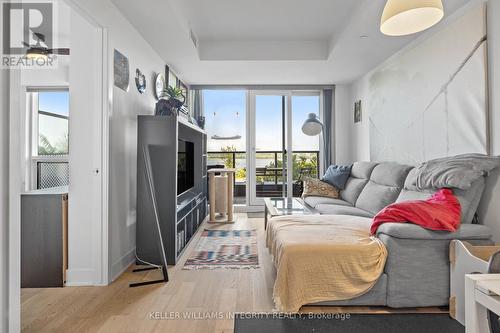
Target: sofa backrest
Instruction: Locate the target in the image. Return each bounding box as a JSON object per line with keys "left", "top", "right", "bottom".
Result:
{"left": 340, "top": 161, "right": 378, "bottom": 205}
{"left": 355, "top": 162, "right": 413, "bottom": 215}
{"left": 397, "top": 167, "right": 486, "bottom": 224}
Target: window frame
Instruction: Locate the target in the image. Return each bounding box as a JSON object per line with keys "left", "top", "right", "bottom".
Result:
{"left": 27, "top": 88, "right": 70, "bottom": 190}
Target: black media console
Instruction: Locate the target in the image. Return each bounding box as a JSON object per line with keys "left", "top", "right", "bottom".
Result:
{"left": 136, "top": 114, "right": 208, "bottom": 267}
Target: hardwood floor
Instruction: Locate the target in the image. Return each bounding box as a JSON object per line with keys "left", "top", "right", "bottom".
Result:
{"left": 21, "top": 214, "right": 447, "bottom": 332}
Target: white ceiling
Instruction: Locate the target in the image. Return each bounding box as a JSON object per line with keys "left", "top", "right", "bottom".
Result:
{"left": 111, "top": 0, "right": 472, "bottom": 85}
{"left": 177, "top": 0, "right": 359, "bottom": 41}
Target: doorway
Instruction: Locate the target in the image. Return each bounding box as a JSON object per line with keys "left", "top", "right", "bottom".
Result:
{"left": 248, "top": 91, "right": 321, "bottom": 206}
{"left": 9, "top": 1, "right": 108, "bottom": 331}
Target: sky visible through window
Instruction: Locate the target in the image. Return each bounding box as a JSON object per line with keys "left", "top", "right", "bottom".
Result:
{"left": 38, "top": 91, "right": 69, "bottom": 155}
{"left": 39, "top": 91, "right": 69, "bottom": 116}
{"left": 204, "top": 90, "right": 319, "bottom": 152}
{"left": 204, "top": 90, "right": 246, "bottom": 151}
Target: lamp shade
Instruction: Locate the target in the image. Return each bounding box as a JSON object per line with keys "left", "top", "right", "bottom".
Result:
{"left": 380, "top": 0, "right": 444, "bottom": 36}
{"left": 301, "top": 113, "right": 323, "bottom": 136}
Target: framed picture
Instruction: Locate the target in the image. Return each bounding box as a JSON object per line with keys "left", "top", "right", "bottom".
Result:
{"left": 165, "top": 65, "right": 178, "bottom": 88}
{"left": 354, "top": 100, "right": 362, "bottom": 123}
{"left": 113, "top": 49, "right": 130, "bottom": 91}
{"left": 179, "top": 80, "right": 189, "bottom": 107}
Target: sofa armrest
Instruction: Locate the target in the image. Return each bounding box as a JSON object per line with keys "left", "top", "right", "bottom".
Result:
{"left": 375, "top": 223, "right": 492, "bottom": 241}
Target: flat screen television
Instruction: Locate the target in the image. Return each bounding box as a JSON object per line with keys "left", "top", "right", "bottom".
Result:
{"left": 177, "top": 139, "right": 194, "bottom": 195}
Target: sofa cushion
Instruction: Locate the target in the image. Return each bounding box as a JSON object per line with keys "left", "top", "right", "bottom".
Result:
{"left": 340, "top": 162, "right": 378, "bottom": 205}
{"left": 371, "top": 162, "right": 414, "bottom": 188}
{"left": 454, "top": 177, "right": 485, "bottom": 224}
{"left": 321, "top": 164, "right": 352, "bottom": 190}
{"left": 315, "top": 204, "right": 374, "bottom": 218}
{"left": 355, "top": 162, "right": 412, "bottom": 215}
{"left": 397, "top": 176, "right": 486, "bottom": 224}
{"left": 340, "top": 178, "right": 368, "bottom": 205}
{"left": 303, "top": 196, "right": 352, "bottom": 208}
{"left": 302, "top": 177, "right": 339, "bottom": 199}
{"left": 350, "top": 161, "right": 379, "bottom": 179}
{"left": 356, "top": 182, "right": 401, "bottom": 215}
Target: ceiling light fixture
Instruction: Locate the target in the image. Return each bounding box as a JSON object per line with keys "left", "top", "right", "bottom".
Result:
{"left": 25, "top": 47, "right": 49, "bottom": 61}
{"left": 380, "top": 0, "right": 444, "bottom": 36}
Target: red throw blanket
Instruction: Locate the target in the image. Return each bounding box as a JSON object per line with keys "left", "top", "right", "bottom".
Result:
{"left": 370, "top": 189, "right": 461, "bottom": 235}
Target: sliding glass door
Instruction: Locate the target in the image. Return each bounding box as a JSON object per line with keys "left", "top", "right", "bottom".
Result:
{"left": 248, "top": 91, "right": 320, "bottom": 206}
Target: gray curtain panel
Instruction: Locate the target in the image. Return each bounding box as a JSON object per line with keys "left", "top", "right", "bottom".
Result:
{"left": 193, "top": 89, "right": 202, "bottom": 119}
{"left": 323, "top": 88, "right": 334, "bottom": 172}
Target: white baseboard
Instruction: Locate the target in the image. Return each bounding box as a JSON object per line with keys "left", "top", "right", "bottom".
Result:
{"left": 65, "top": 268, "right": 95, "bottom": 286}
{"left": 109, "top": 248, "right": 135, "bottom": 283}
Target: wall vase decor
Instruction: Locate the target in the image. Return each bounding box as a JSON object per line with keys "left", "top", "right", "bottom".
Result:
{"left": 135, "top": 68, "right": 146, "bottom": 94}
{"left": 154, "top": 73, "right": 166, "bottom": 100}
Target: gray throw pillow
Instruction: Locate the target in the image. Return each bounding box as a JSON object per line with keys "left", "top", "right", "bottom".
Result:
{"left": 321, "top": 165, "right": 352, "bottom": 190}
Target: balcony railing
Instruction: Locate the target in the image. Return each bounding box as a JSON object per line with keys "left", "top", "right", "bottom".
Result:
{"left": 207, "top": 150, "right": 319, "bottom": 198}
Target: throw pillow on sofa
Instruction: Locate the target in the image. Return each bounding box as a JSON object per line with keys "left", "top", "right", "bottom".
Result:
{"left": 321, "top": 164, "right": 352, "bottom": 190}
{"left": 302, "top": 177, "right": 340, "bottom": 199}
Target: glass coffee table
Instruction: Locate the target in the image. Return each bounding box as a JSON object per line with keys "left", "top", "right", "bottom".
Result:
{"left": 264, "top": 197, "right": 318, "bottom": 230}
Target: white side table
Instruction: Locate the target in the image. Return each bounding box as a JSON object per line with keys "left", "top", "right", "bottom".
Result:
{"left": 465, "top": 273, "right": 500, "bottom": 332}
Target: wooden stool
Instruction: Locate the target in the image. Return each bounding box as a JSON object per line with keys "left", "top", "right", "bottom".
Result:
{"left": 207, "top": 169, "right": 235, "bottom": 223}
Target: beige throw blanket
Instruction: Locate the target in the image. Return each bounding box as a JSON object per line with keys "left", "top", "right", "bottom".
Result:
{"left": 266, "top": 214, "right": 387, "bottom": 312}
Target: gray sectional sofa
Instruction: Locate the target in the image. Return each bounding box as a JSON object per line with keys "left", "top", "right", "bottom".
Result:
{"left": 303, "top": 161, "right": 493, "bottom": 308}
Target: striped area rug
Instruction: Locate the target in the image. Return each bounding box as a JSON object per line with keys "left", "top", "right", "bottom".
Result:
{"left": 183, "top": 230, "right": 259, "bottom": 269}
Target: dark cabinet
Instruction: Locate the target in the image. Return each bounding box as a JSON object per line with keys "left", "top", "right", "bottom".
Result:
{"left": 21, "top": 187, "right": 68, "bottom": 288}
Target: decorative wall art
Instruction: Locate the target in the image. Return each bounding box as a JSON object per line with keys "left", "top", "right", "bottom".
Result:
{"left": 154, "top": 73, "right": 166, "bottom": 100}
{"left": 166, "top": 65, "right": 179, "bottom": 88}
{"left": 354, "top": 100, "right": 362, "bottom": 123}
{"left": 367, "top": 5, "right": 488, "bottom": 165}
{"left": 113, "top": 49, "right": 130, "bottom": 91}
{"left": 135, "top": 68, "right": 146, "bottom": 94}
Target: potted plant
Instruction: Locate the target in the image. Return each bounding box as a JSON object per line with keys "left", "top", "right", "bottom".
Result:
{"left": 154, "top": 86, "right": 187, "bottom": 116}
{"left": 163, "top": 86, "right": 185, "bottom": 109}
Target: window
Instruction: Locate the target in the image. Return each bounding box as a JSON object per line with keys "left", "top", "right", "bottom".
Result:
{"left": 291, "top": 95, "right": 320, "bottom": 183}
{"left": 204, "top": 90, "right": 247, "bottom": 204}
{"left": 29, "top": 90, "right": 70, "bottom": 189}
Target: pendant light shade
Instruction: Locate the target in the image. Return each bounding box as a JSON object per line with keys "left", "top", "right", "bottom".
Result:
{"left": 380, "top": 0, "right": 444, "bottom": 36}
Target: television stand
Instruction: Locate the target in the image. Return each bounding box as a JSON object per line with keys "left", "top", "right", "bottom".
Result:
{"left": 136, "top": 115, "right": 208, "bottom": 267}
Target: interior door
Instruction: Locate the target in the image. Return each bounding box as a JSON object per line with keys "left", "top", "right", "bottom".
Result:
{"left": 68, "top": 9, "right": 104, "bottom": 284}
{"left": 248, "top": 92, "right": 291, "bottom": 205}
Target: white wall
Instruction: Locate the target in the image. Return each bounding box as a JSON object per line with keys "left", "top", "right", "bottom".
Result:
{"left": 334, "top": 82, "right": 370, "bottom": 163}
{"left": 342, "top": 3, "right": 487, "bottom": 165}
{"left": 1, "top": 68, "right": 9, "bottom": 333}
{"left": 478, "top": 0, "right": 500, "bottom": 241}
{"left": 71, "top": 0, "right": 166, "bottom": 281}
{"left": 337, "top": 0, "right": 500, "bottom": 240}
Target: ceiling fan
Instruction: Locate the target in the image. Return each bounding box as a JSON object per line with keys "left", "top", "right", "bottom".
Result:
{"left": 23, "top": 32, "right": 70, "bottom": 60}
